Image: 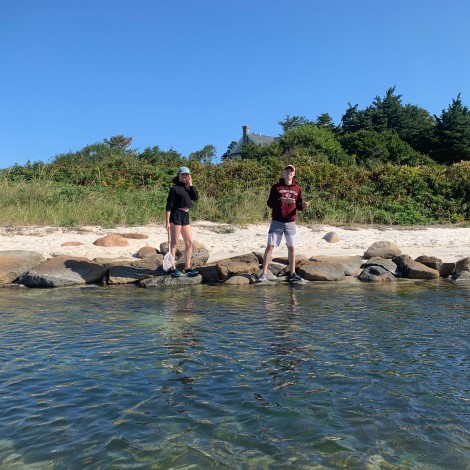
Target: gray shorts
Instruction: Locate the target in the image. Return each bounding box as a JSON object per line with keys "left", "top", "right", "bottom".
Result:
{"left": 267, "top": 220, "right": 296, "bottom": 247}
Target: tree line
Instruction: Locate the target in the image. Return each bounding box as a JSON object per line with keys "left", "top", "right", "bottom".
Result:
{"left": 223, "top": 87, "right": 470, "bottom": 166}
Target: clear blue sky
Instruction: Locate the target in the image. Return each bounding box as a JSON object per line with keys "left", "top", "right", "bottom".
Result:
{"left": 1, "top": 0, "right": 470, "bottom": 168}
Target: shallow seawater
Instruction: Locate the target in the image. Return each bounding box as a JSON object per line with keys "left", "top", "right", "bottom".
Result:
{"left": 0, "top": 280, "right": 469, "bottom": 469}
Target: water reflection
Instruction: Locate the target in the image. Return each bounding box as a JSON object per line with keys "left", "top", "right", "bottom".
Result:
{"left": 0, "top": 283, "right": 468, "bottom": 469}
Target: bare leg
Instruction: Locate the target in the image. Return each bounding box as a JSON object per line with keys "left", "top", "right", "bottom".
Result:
{"left": 170, "top": 223, "right": 182, "bottom": 270}
{"left": 180, "top": 225, "right": 193, "bottom": 270}
{"left": 262, "top": 245, "right": 274, "bottom": 275}
{"left": 287, "top": 245, "right": 296, "bottom": 275}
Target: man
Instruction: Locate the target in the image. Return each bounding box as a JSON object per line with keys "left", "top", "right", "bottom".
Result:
{"left": 257, "top": 164, "right": 309, "bottom": 283}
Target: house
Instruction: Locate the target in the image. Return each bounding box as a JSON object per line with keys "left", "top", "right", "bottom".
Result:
{"left": 228, "top": 125, "right": 277, "bottom": 157}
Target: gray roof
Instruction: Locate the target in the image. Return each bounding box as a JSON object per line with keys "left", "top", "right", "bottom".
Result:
{"left": 229, "top": 133, "right": 277, "bottom": 156}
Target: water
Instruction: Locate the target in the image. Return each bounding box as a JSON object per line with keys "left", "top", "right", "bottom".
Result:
{"left": 0, "top": 280, "right": 469, "bottom": 469}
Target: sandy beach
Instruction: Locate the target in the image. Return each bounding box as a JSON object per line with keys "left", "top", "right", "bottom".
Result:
{"left": 0, "top": 222, "right": 468, "bottom": 264}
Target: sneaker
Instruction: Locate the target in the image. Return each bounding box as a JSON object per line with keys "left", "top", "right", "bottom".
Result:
{"left": 183, "top": 268, "right": 199, "bottom": 277}
{"left": 169, "top": 269, "right": 183, "bottom": 277}
{"left": 288, "top": 273, "right": 302, "bottom": 283}
{"left": 257, "top": 273, "right": 267, "bottom": 282}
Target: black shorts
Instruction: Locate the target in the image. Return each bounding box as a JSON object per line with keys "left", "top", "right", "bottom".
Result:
{"left": 170, "top": 209, "right": 190, "bottom": 226}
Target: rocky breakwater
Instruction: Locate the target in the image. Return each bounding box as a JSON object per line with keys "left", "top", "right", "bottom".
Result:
{"left": 0, "top": 233, "right": 469, "bottom": 289}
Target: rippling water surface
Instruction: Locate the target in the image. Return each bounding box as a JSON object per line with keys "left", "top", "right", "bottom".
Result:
{"left": 0, "top": 281, "right": 469, "bottom": 469}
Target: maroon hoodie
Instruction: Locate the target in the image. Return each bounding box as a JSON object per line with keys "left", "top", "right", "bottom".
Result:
{"left": 267, "top": 178, "right": 304, "bottom": 223}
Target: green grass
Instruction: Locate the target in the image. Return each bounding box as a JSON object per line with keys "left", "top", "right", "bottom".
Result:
{"left": 0, "top": 175, "right": 467, "bottom": 227}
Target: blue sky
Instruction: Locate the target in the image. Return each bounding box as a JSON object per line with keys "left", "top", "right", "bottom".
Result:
{"left": 1, "top": 0, "right": 470, "bottom": 168}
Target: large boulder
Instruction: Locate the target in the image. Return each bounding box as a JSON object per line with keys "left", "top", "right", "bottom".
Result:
{"left": 359, "top": 266, "right": 396, "bottom": 282}
{"left": 393, "top": 255, "right": 439, "bottom": 279}
{"left": 0, "top": 250, "right": 46, "bottom": 286}
{"left": 323, "top": 231, "right": 340, "bottom": 243}
{"left": 108, "top": 266, "right": 157, "bottom": 285}
{"left": 266, "top": 262, "right": 286, "bottom": 276}
{"left": 159, "top": 240, "right": 209, "bottom": 267}
{"left": 455, "top": 257, "right": 470, "bottom": 273}
{"left": 224, "top": 274, "right": 254, "bottom": 285}
{"left": 309, "top": 255, "right": 363, "bottom": 276}
{"left": 216, "top": 261, "right": 259, "bottom": 281}
{"left": 197, "top": 265, "right": 220, "bottom": 283}
{"left": 362, "top": 257, "right": 398, "bottom": 276}
{"left": 93, "top": 256, "right": 164, "bottom": 270}
{"left": 19, "top": 256, "right": 108, "bottom": 287}
{"left": 93, "top": 234, "right": 129, "bottom": 247}
{"left": 439, "top": 262, "right": 456, "bottom": 278}
{"left": 296, "top": 260, "right": 345, "bottom": 281}
{"left": 452, "top": 271, "right": 470, "bottom": 281}
{"left": 364, "top": 241, "right": 402, "bottom": 259}
{"left": 414, "top": 255, "right": 443, "bottom": 272}
{"left": 136, "top": 246, "right": 160, "bottom": 258}
{"left": 95, "top": 255, "right": 164, "bottom": 284}
{"left": 139, "top": 274, "right": 202, "bottom": 288}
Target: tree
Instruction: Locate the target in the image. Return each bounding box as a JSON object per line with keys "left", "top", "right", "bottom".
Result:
{"left": 339, "top": 130, "right": 434, "bottom": 167}
{"left": 137, "top": 146, "right": 183, "bottom": 166}
{"left": 221, "top": 141, "right": 238, "bottom": 160}
{"left": 104, "top": 135, "right": 133, "bottom": 150}
{"left": 188, "top": 144, "right": 216, "bottom": 164}
{"left": 433, "top": 94, "right": 470, "bottom": 164}
{"left": 278, "top": 115, "right": 311, "bottom": 133}
{"left": 279, "top": 124, "right": 347, "bottom": 165}
{"left": 340, "top": 103, "right": 372, "bottom": 133}
{"left": 315, "top": 113, "right": 336, "bottom": 132}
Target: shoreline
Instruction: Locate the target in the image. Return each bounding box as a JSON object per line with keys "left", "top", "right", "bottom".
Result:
{"left": 1, "top": 222, "right": 468, "bottom": 263}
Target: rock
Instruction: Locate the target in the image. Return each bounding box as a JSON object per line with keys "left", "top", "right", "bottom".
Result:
{"left": 108, "top": 266, "right": 157, "bottom": 285}
{"left": 212, "top": 253, "right": 259, "bottom": 281}
{"left": 216, "top": 260, "right": 259, "bottom": 281}
{"left": 252, "top": 252, "right": 264, "bottom": 264}
{"left": 265, "top": 262, "right": 286, "bottom": 276}
{"left": 136, "top": 246, "right": 160, "bottom": 258}
{"left": 414, "top": 255, "right": 443, "bottom": 272}
{"left": 224, "top": 274, "right": 254, "bottom": 285}
{"left": 159, "top": 240, "right": 209, "bottom": 267}
{"left": 296, "top": 260, "right": 346, "bottom": 281}
{"left": 362, "top": 257, "right": 398, "bottom": 275}
{"left": 452, "top": 270, "right": 470, "bottom": 281}
{"left": 272, "top": 255, "right": 308, "bottom": 265}
{"left": 197, "top": 265, "right": 220, "bottom": 283}
{"left": 119, "top": 233, "right": 148, "bottom": 239}
{"left": 139, "top": 274, "right": 202, "bottom": 288}
{"left": 19, "top": 256, "right": 108, "bottom": 287}
{"left": 393, "top": 255, "right": 439, "bottom": 279}
{"left": 439, "top": 262, "right": 456, "bottom": 278}
{"left": 323, "top": 231, "right": 340, "bottom": 243}
{"left": 364, "top": 241, "right": 402, "bottom": 259}
{"left": 309, "top": 255, "right": 363, "bottom": 276}
{"left": 92, "top": 256, "right": 164, "bottom": 270}
{"left": 455, "top": 257, "right": 470, "bottom": 273}
{"left": 93, "top": 234, "right": 129, "bottom": 247}
{"left": 0, "top": 250, "right": 46, "bottom": 286}
{"left": 359, "top": 266, "right": 396, "bottom": 282}
{"left": 61, "top": 241, "right": 83, "bottom": 246}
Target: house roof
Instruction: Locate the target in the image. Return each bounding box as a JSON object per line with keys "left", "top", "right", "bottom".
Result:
{"left": 229, "top": 131, "right": 277, "bottom": 156}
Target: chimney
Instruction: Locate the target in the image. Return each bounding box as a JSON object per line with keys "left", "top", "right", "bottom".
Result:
{"left": 242, "top": 125, "right": 250, "bottom": 142}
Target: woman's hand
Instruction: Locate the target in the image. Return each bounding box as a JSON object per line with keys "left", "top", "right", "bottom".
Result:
{"left": 187, "top": 174, "right": 193, "bottom": 186}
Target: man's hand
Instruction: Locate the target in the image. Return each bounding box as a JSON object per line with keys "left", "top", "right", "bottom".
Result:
{"left": 302, "top": 201, "right": 310, "bottom": 209}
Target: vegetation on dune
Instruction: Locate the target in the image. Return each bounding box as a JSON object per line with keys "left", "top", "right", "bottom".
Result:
{"left": 1, "top": 87, "right": 469, "bottom": 227}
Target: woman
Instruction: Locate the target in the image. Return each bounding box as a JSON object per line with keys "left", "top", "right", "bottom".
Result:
{"left": 165, "top": 166, "right": 199, "bottom": 277}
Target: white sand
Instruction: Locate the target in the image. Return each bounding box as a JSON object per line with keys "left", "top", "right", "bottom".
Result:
{"left": 0, "top": 222, "right": 468, "bottom": 263}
